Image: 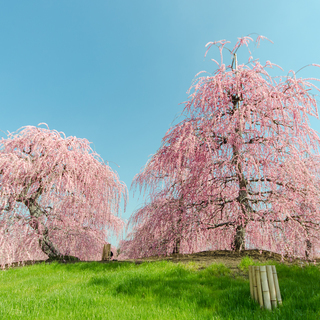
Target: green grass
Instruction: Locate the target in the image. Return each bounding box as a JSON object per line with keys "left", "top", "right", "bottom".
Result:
{"left": 0, "top": 258, "right": 319, "bottom": 319}
{"left": 237, "top": 256, "right": 256, "bottom": 272}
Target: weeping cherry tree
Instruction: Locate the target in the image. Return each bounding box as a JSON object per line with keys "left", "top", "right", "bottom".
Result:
{"left": 0, "top": 124, "right": 127, "bottom": 267}
{"left": 120, "top": 35, "right": 320, "bottom": 259}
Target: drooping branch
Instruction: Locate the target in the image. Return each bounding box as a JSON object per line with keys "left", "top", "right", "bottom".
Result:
{"left": 122, "top": 35, "right": 320, "bottom": 260}
{"left": 0, "top": 124, "right": 127, "bottom": 267}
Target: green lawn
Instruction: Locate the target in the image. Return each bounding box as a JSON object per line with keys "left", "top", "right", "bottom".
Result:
{"left": 0, "top": 259, "right": 319, "bottom": 319}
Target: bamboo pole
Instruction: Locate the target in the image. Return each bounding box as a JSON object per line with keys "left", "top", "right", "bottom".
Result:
{"left": 106, "top": 243, "right": 111, "bottom": 260}
{"left": 272, "top": 265, "right": 282, "bottom": 305}
{"left": 249, "top": 266, "right": 254, "bottom": 300}
{"left": 102, "top": 245, "right": 106, "bottom": 260}
{"left": 102, "top": 244, "right": 111, "bottom": 261}
{"left": 260, "top": 266, "right": 272, "bottom": 310}
{"left": 255, "top": 266, "right": 264, "bottom": 308}
{"left": 266, "top": 265, "right": 277, "bottom": 309}
{"left": 252, "top": 266, "right": 258, "bottom": 302}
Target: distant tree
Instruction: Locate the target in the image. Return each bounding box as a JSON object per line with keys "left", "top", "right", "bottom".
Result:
{"left": 0, "top": 124, "right": 127, "bottom": 267}
{"left": 121, "top": 35, "right": 320, "bottom": 259}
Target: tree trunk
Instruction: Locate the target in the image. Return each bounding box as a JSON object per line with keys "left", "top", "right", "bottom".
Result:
{"left": 232, "top": 225, "right": 245, "bottom": 251}
{"left": 305, "top": 239, "right": 312, "bottom": 259}
{"left": 172, "top": 199, "right": 183, "bottom": 254}
{"left": 232, "top": 145, "right": 250, "bottom": 252}
{"left": 38, "top": 226, "right": 62, "bottom": 259}
{"left": 230, "top": 84, "right": 252, "bottom": 253}
{"left": 27, "top": 199, "right": 62, "bottom": 259}
{"left": 172, "top": 238, "right": 180, "bottom": 254}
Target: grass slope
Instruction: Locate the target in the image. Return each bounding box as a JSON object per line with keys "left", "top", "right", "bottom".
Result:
{"left": 0, "top": 258, "right": 319, "bottom": 319}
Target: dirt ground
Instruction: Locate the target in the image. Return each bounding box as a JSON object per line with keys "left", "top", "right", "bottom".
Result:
{"left": 122, "top": 249, "right": 320, "bottom": 271}
{"left": 4, "top": 249, "right": 319, "bottom": 271}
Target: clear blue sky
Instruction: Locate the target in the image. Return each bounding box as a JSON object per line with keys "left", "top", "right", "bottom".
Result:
{"left": 1, "top": 1, "right": 320, "bottom": 244}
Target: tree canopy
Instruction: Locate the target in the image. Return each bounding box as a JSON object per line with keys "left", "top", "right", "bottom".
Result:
{"left": 120, "top": 35, "right": 320, "bottom": 260}
{"left": 0, "top": 124, "right": 127, "bottom": 267}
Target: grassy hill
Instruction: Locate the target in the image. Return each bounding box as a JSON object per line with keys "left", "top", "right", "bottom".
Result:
{"left": 0, "top": 258, "right": 319, "bottom": 319}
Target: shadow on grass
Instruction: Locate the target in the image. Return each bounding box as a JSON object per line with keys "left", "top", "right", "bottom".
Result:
{"left": 86, "top": 262, "right": 256, "bottom": 318}
{"left": 40, "top": 259, "right": 137, "bottom": 272}
{"left": 85, "top": 261, "right": 320, "bottom": 320}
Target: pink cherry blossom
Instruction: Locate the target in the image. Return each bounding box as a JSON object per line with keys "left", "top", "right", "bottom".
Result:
{"left": 119, "top": 35, "right": 320, "bottom": 260}
{"left": 0, "top": 124, "right": 127, "bottom": 268}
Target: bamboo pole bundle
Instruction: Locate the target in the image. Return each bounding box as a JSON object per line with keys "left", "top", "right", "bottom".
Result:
{"left": 249, "top": 265, "right": 282, "bottom": 310}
